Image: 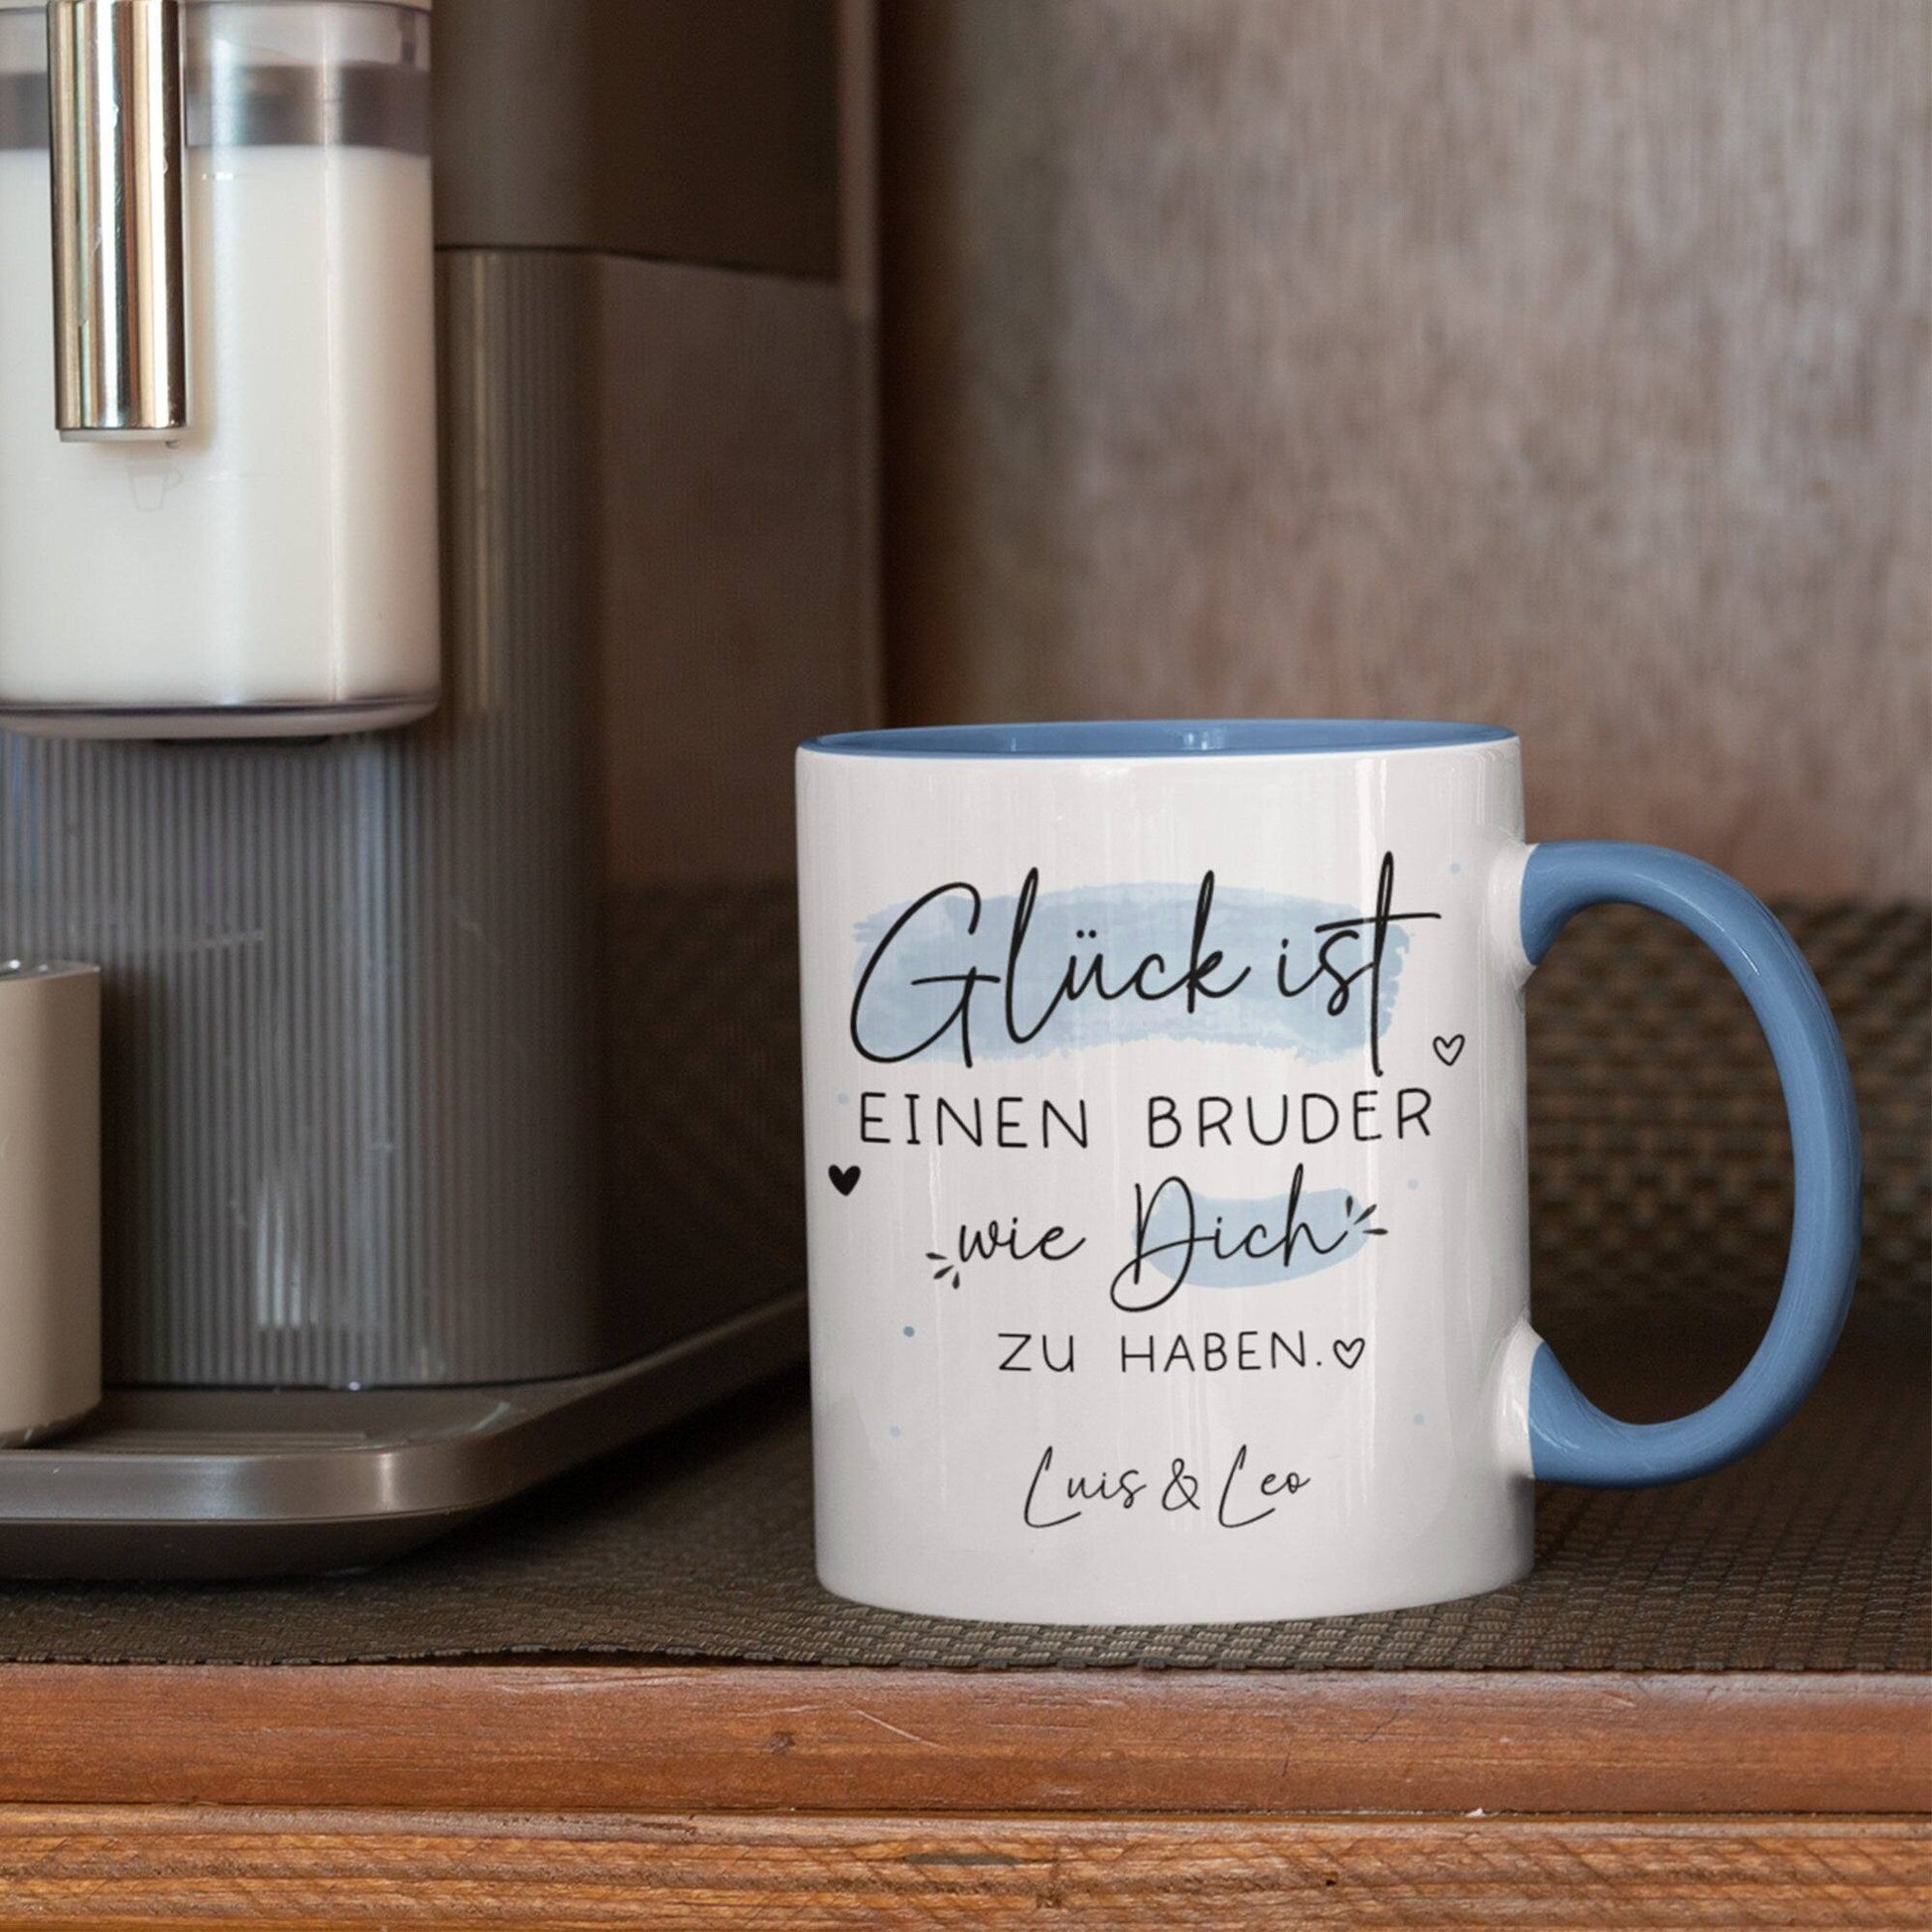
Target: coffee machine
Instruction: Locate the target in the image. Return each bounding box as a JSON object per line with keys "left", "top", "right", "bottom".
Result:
{"left": 0, "top": 0, "right": 876, "bottom": 1573}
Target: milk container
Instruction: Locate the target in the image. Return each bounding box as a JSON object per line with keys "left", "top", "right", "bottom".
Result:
{"left": 0, "top": 0, "right": 438, "bottom": 736}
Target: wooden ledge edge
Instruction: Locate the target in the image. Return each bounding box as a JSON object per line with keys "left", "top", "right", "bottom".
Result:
{"left": 0, "top": 1664, "right": 1923, "bottom": 1816}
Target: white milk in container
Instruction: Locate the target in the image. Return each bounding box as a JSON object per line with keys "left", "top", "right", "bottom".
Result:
{"left": 0, "top": 0, "right": 439, "bottom": 736}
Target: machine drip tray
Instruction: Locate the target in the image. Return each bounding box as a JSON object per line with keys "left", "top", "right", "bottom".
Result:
{"left": 0, "top": 1296, "right": 807, "bottom": 1580}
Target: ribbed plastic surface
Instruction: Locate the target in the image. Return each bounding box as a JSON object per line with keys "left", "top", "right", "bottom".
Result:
{"left": 0, "top": 253, "right": 605, "bottom": 1386}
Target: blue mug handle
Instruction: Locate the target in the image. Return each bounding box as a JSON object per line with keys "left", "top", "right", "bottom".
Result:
{"left": 1518, "top": 843, "right": 1862, "bottom": 1486}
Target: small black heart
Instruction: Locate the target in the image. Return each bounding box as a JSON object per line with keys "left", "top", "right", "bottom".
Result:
{"left": 828, "top": 1165, "right": 862, "bottom": 1196}
{"left": 1432, "top": 1034, "right": 1466, "bottom": 1067}
{"left": 1333, "top": 1337, "right": 1366, "bottom": 1369}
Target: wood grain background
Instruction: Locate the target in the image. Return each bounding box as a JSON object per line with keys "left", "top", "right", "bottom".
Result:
{"left": 0, "top": 1808, "right": 1922, "bottom": 1928}
{"left": 881, "top": 0, "right": 1931, "bottom": 896}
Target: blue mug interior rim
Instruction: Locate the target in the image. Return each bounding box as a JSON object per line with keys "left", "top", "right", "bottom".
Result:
{"left": 801, "top": 720, "right": 1516, "bottom": 759}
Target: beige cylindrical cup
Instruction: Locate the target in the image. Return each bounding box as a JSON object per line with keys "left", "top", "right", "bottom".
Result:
{"left": 0, "top": 962, "right": 100, "bottom": 1445}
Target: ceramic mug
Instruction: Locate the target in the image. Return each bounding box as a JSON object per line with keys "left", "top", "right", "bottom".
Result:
{"left": 796, "top": 722, "right": 1860, "bottom": 1624}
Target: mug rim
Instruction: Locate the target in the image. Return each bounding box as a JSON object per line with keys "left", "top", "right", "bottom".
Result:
{"left": 800, "top": 720, "right": 1516, "bottom": 760}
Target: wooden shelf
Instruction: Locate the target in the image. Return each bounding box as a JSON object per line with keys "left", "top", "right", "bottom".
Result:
{"left": 1, "top": 1661, "right": 1924, "bottom": 1816}
{"left": 0, "top": 1659, "right": 1924, "bottom": 1924}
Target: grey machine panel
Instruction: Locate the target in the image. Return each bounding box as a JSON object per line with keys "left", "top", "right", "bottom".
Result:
{"left": 2, "top": 257, "right": 609, "bottom": 1390}
{"left": 430, "top": 0, "right": 841, "bottom": 275}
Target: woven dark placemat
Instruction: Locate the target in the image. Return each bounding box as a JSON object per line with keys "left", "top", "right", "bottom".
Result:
{"left": 0, "top": 899, "right": 1923, "bottom": 1670}
{"left": 0, "top": 1312, "right": 1921, "bottom": 1670}
{"left": 1527, "top": 899, "right": 1926, "bottom": 1327}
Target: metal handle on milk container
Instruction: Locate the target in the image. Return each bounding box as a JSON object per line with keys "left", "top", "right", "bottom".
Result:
{"left": 47, "top": 0, "right": 187, "bottom": 438}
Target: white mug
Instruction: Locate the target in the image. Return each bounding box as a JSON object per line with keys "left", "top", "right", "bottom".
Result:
{"left": 796, "top": 723, "right": 1860, "bottom": 1624}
